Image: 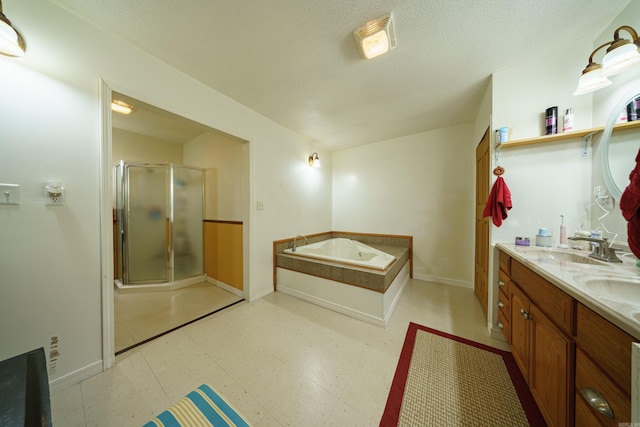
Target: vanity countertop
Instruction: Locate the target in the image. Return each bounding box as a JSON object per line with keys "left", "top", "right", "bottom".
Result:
{"left": 496, "top": 242, "right": 640, "bottom": 339}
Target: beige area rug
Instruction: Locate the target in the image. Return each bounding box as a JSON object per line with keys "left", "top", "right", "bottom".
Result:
{"left": 380, "top": 323, "right": 545, "bottom": 426}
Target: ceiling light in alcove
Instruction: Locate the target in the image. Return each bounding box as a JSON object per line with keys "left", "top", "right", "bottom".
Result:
{"left": 0, "top": 0, "right": 25, "bottom": 57}
{"left": 111, "top": 100, "right": 136, "bottom": 115}
{"left": 353, "top": 12, "right": 396, "bottom": 59}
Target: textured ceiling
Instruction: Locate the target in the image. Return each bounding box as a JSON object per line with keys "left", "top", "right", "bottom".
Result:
{"left": 53, "top": 0, "right": 629, "bottom": 151}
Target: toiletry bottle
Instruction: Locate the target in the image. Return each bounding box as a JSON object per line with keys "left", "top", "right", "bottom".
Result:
{"left": 558, "top": 215, "right": 568, "bottom": 248}
{"left": 562, "top": 108, "right": 574, "bottom": 132}
{"left": 545, "top": 106, "right": 558, "bottom": 135}
{"left": 627, "top": 101, "right": 638, "bottom": 122}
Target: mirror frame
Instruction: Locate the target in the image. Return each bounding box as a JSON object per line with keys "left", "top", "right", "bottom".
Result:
{"left": 601, "top": 86, "right": 640, "bottom": 200}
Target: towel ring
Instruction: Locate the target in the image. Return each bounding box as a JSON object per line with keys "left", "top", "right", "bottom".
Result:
{"left": 493, "top": 166, "right": 505, "bottom": 176}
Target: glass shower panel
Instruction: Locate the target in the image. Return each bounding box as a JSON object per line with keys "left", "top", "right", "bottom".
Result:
{"left": 126, "top": 164, "right": 168, "bottom": 283}
{"left": 171, "top": 165, "right": 204, "bottom": 281}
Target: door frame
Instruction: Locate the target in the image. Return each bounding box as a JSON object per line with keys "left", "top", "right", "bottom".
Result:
{"left": 98, "top": 79, "right": 252, "bottom": 370}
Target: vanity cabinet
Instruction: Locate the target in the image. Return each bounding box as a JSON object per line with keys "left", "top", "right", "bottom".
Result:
{"left": 509, "top": 259, "right": 575, "bottom": 427}
{"left": 574, "top": 303, "right": 633, "bottom": 426}
{"left": 498, "top": 249, "right": 637, "bottom": 427}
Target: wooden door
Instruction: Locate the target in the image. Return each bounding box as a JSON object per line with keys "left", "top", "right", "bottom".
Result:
{"left": 529, "top": 303, "right": 574, "bottom": 427}
{"left": 474, "top": 128, "right": 490, "bottom": 317}
{"left": 510, "top": 283, "right": 530, "bottom": 382}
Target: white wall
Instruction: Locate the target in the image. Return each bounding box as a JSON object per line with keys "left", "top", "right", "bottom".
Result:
{"left": 0, "top": 0, "right": 331, "bottom": 385}
{"left": 491, "top": 47, "right": 595, "bottom": 245}
{"left": 112, "top": 128, "right": 184, "bottom": 166}
{"left": 184, "top": 132, "right": 246, "bottom": 221}
{"left": 332, "top": 123, "right": 475, "bottom": 286}
{"left": 590, "top": 0, "right": 640, "bottom": 246}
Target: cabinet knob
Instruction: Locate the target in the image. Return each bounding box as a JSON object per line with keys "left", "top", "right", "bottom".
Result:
{"left": 520, "top": 308, "right": 532, "bottom": 320}
{"left": 497, "top": 300, "right": 505, "bottom": 308}
{"left": 497, "top": 321, "right": 504, "bottom": 329}
{"left": 498, "top": 280, "right": 505, "bottom": 287}
{"left": 581, "top": 387, "right": 614, "bottom": 419}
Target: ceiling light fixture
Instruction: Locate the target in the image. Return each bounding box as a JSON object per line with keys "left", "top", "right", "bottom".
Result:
{"left": 0, "top": 0, "right": 25, "bottom": 57}
{"left": 353, "top": 12, "right": 396, "bottom": 60}
{"left": 111, "top": 100, "right": 136, "bottom": 115}
{"left": 308, "top": 152, "right": 321, "bottom": 168}
{"left": 574, "top": 25, "right": 640, "bottom": 96}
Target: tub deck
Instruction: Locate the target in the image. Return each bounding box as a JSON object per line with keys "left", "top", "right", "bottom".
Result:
{"left": 276, "top": 244, "right": 409, "bottom": 292}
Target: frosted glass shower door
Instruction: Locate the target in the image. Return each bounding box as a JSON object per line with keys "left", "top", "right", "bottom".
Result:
{"left": 125, "top": 164, "right": 168, "bottom": 283}
{"left": 171, "top": 165, "right": 204, "bottom": 281}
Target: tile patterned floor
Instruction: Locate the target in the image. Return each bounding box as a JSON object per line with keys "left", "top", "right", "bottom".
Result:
{"left": 114, "top": 281, "right": 243, "bottom": 353}
{"left": 51, "top": 279, "right": 509, "bottom": 426}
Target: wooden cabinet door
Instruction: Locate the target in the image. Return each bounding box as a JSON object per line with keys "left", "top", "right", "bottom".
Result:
{"left": 529, "top": 303, "right": 574, "bottom": 427}
{"left": 509, "top": 283, "right": 529, "bottom": 381}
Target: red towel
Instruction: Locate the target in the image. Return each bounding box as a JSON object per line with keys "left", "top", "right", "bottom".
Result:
{"left": 483, "top": 176, "right": 512, "bottom": 227}
{"left": 620, "top": 148, "right": 640, "bottom": 257}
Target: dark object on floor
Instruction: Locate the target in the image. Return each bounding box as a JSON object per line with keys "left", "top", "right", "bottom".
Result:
{"left": 0, "top": 347, "right": 52, "bottom": 427}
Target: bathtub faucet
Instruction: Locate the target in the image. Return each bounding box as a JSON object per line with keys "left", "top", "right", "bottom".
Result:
{"left": 292, "top": 234, "right": 308, "bottom": 252}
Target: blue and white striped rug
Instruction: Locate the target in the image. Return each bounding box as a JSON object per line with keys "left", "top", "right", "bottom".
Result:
{"left": 143, "top": 383, "right": 252, "bottom": 427}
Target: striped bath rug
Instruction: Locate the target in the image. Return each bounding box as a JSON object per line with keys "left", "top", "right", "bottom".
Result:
{"left": 143, "top": 383, "right": 252, "bottom": 427}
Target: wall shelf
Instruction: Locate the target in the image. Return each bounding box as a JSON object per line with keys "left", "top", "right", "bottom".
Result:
{"left": 498, "top": 120, "right": 640, "bottom": 149}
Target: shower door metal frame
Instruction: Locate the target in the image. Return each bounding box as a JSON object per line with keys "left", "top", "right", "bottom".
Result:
{"left": 117, "top": 161, "right": 170, "bottom": 285}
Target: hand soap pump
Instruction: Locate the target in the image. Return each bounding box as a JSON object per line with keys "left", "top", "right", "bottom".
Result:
{"left": 558, "top": 215, "right": 568, "bottom": 249}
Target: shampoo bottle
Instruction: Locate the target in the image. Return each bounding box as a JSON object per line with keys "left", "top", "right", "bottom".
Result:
{"left": 563, "top": 108, "right": 574, "bottom": 132}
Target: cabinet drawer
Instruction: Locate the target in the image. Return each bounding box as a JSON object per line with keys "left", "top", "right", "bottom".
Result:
{"left": 498, "top": 268, "right": 511, "bottom": 296}
{"left": 575, "top": 390, "right": 605, "bottom": 427}
{"left": 511, "top": 260, "right": 575, "bottom": 335}
{"left": 497, "top": 308, "right": 510, "bottom": 344}
{"left": 498, "top": 288, "right": 509, "bottom": 319}
{"left": 576, "top": 303, "right": 635, "bottom": 396}
{"left": 575, "top": 348, "right": 630, "bottom": 426}
{"left": 499, "top": 250, "right": 511, "bottom": 275}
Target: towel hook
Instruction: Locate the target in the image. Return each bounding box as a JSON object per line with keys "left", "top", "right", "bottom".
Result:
{"left": 493, "top": 166, "right": 505, "bottom": 176}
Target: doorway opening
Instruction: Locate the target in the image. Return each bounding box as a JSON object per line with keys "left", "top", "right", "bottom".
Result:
{"left": 100, "top": 83, "right": 251, "bottom": 362}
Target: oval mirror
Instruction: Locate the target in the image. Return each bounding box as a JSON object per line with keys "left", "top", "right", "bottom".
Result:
{"left": 601, "top": 89, "right": 640, "bottom": 200}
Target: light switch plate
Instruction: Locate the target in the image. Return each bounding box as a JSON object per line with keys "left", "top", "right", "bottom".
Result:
{"left": 0, "top": 183, "right": 20, "bottom": 205}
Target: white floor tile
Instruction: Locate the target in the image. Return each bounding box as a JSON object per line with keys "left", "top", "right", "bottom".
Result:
{"left": 51, "top": 278, "right": 510, "bottom": 426}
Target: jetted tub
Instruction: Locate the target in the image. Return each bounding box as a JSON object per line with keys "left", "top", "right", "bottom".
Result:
{"left": 283, "top": 238, "right": 396, "bottom": 271}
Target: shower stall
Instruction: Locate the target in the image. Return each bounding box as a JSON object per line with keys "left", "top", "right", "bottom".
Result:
{"left": 114, "top": 161, "right": 204, "bottom": 290}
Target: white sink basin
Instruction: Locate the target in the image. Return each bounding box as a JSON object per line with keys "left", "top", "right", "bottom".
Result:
{"left": 515, "top": 247, "right": 610, "bottom": 267}
{"left": 574, "top": 275, "right": 640, "bottom": 305}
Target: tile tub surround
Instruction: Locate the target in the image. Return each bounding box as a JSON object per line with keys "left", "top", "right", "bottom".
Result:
{"left": 273, "top": 232, "right": 412, "bottom": 292}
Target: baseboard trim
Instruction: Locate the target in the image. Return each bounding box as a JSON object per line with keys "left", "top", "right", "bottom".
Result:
{"left": 205, "top": 276, "right": 244, "bottom": 298}
{"left": 413, "top": 273, "right": 472, "bottom": 289}
{"left": 49, "top": 360, "right": 103, "bottom": 394}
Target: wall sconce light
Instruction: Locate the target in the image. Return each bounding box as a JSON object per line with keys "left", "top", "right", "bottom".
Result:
{"left": 111, "top": 99, "right": 136, "bottom": 115}
{"left": 574, "top": 25, "right": 640, "bottom": 95}
{"left": 353, "top": 12, "right": 396, "bottom": 59}
{"left": 308, "top": 152, "right": 321, "bottom": 168}
{"left": 0, "top": 0, "right": 25, "bottom": 57}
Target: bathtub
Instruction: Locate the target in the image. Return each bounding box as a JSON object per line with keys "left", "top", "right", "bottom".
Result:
{"left": 276, "top": 236, "right": 410, "bottom": 327}
{"left": 283, "top": 238, "right": 396, "bottom": 271}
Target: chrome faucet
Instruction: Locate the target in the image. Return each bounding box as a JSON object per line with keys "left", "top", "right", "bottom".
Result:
{"left": 567, "top": 236, "right": 622, "bottom": 263}
{"left": 292, "top": 234, "right": 308, "bottom": 252}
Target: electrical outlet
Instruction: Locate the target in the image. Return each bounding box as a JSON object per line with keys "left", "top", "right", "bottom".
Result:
{"left": 44, "top": 180, "right": 65, "bottom": 206}
{"left": 597, "top": 195, "right": 614, "bottom": 209}
{"left": 256, "top": 200, "right": 264, "bottom": 210}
